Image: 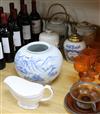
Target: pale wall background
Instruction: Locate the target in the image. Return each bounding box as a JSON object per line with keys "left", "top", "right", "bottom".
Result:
{"left": 0, "top": 0, "right": 100, "bottom": 25}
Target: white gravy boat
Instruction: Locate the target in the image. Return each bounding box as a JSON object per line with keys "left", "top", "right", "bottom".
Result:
{"left": 4, "top": 76, "right": 53, "bottom": 109}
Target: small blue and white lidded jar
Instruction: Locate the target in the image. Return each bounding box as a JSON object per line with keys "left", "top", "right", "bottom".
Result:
{"left": 63, "top": 33, "right": 86, "bottom": 62}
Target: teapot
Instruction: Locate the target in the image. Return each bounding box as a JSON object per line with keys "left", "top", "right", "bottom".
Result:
{"left": 45, "top": 18, "right": 67, "bottom": 39}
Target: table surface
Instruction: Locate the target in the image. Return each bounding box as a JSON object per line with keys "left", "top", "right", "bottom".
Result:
{"left": 0, "top": 60, "right": 85, "bottom": 114}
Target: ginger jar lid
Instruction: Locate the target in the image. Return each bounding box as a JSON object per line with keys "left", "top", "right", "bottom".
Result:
{"left": 68, "top": 33, "right": 82, "bottom": 42}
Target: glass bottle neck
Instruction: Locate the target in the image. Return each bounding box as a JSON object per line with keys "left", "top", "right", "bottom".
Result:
{"left": 12, "top": 9, "right": 17, "bottom": 21}
{"left": 20, "top": 0, "right": 24, "bottom": 11}
{"left": 0, "top": 7, "right": 3, "bottom": 15}
{"left": 9, "top": 3, "right": 14, "bottom": 14}
{"left": 32, "top": 0, "right": 37, "bottom": 12}
{"left": 0, "top": 7, "right": 3, "bottom": 23}
{"left": 23, "top": 4, "right": 28, "bottom": 15}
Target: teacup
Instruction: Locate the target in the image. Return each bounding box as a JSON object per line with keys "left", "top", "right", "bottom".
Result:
{"left": 70, "top": 81, "right": 100, "bottom": 111}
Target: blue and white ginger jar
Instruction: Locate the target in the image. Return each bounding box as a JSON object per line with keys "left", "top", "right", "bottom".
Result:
{"left": 14, "top": 41, "right": 63, "bottom": 84}
{"left": 64, "top": 33, "right": 86, "bottom": 62}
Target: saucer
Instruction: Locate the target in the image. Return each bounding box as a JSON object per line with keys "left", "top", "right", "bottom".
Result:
{"left": 64, "top": 93, "right": 100, "bottom": 114}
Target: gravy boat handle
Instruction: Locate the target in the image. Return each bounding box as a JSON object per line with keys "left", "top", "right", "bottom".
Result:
{"left": 40, "top": 85, "right": 53, "bottom": 102}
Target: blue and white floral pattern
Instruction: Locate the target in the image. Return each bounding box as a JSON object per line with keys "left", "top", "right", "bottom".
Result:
{"left": 15, "top": 50, "right": 59, "bottom": 83}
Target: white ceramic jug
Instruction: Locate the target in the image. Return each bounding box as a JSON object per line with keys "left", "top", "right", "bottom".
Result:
{"left": 39, "top": 29, "right": 59, "bottom": 47}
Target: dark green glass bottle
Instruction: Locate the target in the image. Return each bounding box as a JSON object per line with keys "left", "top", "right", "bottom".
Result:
{"left": 21, "top": 4, "right": 31, "bottom": 45}
{"left": 12, "top": 9, "right": 23, "bottom": 52}
{"left": 30, "top": 0, "right": 42, "bottom": 41}
{"left": 0, "top": 13, "right": 14, "bottom": 62}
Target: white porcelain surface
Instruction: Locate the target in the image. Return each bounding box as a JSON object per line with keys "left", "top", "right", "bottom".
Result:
{"left": 64, "top": 39, "right": 86, "bottom": 62}
{"left": 4, "top": 76, "right": 54, "bottom": 109}
{"left": 46, "top": 19, "right": 67, "bottom": 39}
{"left": 39, "top": 30, "right": 59, "bottom": 47}
{"left": 14, "top": 41, "right": 63, "bottom": 84}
